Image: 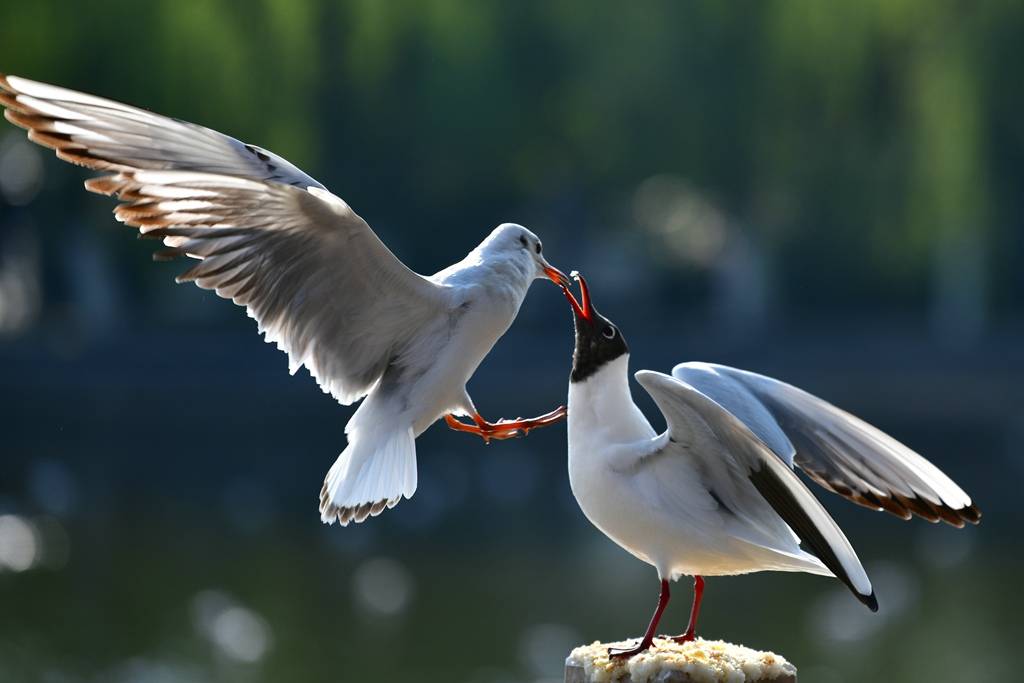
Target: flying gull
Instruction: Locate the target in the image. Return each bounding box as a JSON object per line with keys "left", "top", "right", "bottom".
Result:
{"left": 0, "top": 75, "right": 573, "bottom": 526}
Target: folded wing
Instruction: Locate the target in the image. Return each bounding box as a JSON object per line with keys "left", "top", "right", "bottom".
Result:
{"left": 672, "top": 362, "right": 980, "bottom": 527}
{"left": 636, "top": 370, "right": 876, "bottom": 610}
{"left": 1, "top": 75, "right": 449, "bottom": 405}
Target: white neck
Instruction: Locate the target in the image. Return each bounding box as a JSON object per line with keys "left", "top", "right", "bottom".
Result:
{"left": 432, "top": 242, "right": 534, "bottom": 302}
{"left": 567, "top": 355, "right": 656, "bottom": 448}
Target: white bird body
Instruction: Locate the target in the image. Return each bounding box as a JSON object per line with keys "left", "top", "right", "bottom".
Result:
{"left": 557, "top": 274, "right": 978, "bottom": 656}
{"left": 568, "top": 356, "right": 830, "bottom": 581}
{"left": 322, "top": 233, "right": 551, "bottom": 521}
{"left": 0, "top": 74, "right": 571, "bottom": 527}
{"left": 360, "top": 236, "right": 541, "bottom": 439}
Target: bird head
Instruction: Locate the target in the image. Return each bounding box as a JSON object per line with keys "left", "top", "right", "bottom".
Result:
{"left": 559, "top": 272, "right": 629, "bottom": 383}
{"left": 484, "top": 223, "right": 571, "bottom": 288}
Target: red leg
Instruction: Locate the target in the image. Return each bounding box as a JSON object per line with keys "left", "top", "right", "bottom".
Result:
{"left": 608, "top": 579, "right": 671, "bottom": 659}
{"left": 444, "top": 406, "right": 567, "bottom": 444}
{"left": 672, "top": 575, "right": 705, "bottom": 643}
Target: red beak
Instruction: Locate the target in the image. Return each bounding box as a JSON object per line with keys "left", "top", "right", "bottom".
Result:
{"left": 543, "top": 265, "right": 572, "bottom": 288}
{"left": 561, "top": 270, "right": 593, "bottom": 321}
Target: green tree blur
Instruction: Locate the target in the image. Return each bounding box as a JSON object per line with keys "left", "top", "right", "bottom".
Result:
{"left": 3, "top": 0, "right": 1020, "bottom": 326}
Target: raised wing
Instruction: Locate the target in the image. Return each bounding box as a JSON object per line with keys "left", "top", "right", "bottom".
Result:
{"left": 636, "top": 370, "right": 876, "bottom": 611}
{"left": 673, "top": 362, "right": 980, "bottom": 527}
{"left": 0, "top": 74, "right": 323, "bottom": 189}
{"left": 1, "top": 75, "right": 450, "bottom": 404}
{"left": 96, "top": 171, "right": 445, "bottom": 404}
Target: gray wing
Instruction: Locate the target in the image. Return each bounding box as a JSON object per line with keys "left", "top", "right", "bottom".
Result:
{"left": 95, "top": 171, "right": 445, "bottom": 405}
{"left": 672, "top": 362, "right": 980, "bottom": 527}
{"left": 0, "top": 75, "right": 449, "bottom": 405}
{"left": 635, "top": 370, "right": 876, "bottom": 610}
{"left": 0, "top": 74, "right": 323, "bottom": 189}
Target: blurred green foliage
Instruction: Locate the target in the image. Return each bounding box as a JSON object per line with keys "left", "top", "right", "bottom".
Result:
{"left": 2, "top": 0, "right": 1021, "bottom": 318}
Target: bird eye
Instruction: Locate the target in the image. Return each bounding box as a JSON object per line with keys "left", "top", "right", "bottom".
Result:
{"left": 602, "top": 326, "right": 616, "bottom": 339}
{"left": 519, "top": 236, "right": 529, "bottom": 248}
{"left": 535, "top": 242, "right": 542, "bottom": 254}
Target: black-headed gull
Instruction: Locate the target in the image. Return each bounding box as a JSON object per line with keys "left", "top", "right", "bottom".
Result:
{"left": 0, "top": 75, "right": 573, "bottom": 526}
{"left": 559, "top": 273, "right": 980, "bottom": 658}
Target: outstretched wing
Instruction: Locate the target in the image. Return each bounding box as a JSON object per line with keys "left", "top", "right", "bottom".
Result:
{"left": 1, "top": 75, "right": 449, "bottom": 405}
{"left": 672, "top": 362, "right": 980, "bottom": 527}
{"left": 0, "top": 74, "right": 323, "bottom": 188}
{"left": 636, "top": 370, "right": 876, "bottom": 610}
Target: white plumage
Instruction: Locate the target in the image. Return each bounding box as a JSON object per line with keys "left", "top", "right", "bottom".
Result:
{"left": 1, "top": 75, "right": 571, "bottom": 526}
{"left": 559, "top": 273, "right": 979, "bottom": 657}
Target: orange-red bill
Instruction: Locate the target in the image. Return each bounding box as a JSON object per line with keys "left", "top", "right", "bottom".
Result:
{"left": 561, "top": 271, "right": 593, "bottom": 321}
{"left": 543, "top": 265, "right": 572, "bottom": 288}
{"left": 576, "top": 272, "right": 592, "bottom": 317}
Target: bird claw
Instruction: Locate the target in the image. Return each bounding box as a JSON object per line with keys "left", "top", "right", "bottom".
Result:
{"left": 607, "top": 641, "right": 650, "bottom": 660}
{"left": 485, "top": 426, "right": 525, "bottom": 441}
{"left": 445, "top": 406, "right": 566, "bottom": 443}
{"left": 444, "top": 414, "right": 527, "bottom": 442}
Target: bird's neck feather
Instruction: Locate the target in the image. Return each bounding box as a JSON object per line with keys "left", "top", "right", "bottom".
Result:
{"left": 438, "top": 245, "right": 533, "bottom": 295}
{"left": 568, "top": 354, "right": 654, "bottom": 443}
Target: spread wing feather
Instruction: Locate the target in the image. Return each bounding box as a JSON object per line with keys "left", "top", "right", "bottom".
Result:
{"left": 95, "top": 171, "right": 447, "bottom": 404}
{"left": 672, "top": 363, "right": 980, "bottom": 527}
{"left": 0, "top": 74, "right": 322, "bottom": 188}
{"left": 1, "top": 75, "right": 450, "bottom": 404}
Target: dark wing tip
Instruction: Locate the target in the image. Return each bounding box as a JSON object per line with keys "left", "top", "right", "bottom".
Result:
{"left": 748, "top": 464, "right": 870, "bottom": 610}
{"left": 84, "top": 175, "right": 124, "bottom": 196}
{"left": 959, "top": 503, "right": 982, "bottom": 525}
{"left": 318, "top": 483, "right": 394, "bottom": 527}
{"left": 806, "top": 469, "right": 982, "bottom": 528}
{"left": 0, "top": 77, "right": 127, "bottom": 173}
{"left": 865, "top": 490, "right": 916, "bottom": 520}
{"left": 892, "top": 494, "right": 942, "bottom": 523}
{"left": 893, "top": 494, "right": 981, "bottom": 528}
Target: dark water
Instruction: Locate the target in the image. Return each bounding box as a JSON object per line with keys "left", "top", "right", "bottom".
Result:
{"left": 0, "top": 325, "right": 1019, "bottom": 682}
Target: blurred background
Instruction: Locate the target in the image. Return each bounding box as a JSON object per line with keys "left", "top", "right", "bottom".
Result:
{"left": 0, "top": 1, "right": 1021, "bottom": 681}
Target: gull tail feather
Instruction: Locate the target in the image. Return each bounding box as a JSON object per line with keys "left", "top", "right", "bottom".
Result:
{"left": 319, "top": 424, "right": 417, "bottom": 526}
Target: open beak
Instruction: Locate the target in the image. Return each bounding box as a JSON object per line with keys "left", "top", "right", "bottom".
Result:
{"left": 561, "top": 270, "right": 593, "bottom": 321}
{"left": 543, "top": 264, "right": 573, "bottom": 288}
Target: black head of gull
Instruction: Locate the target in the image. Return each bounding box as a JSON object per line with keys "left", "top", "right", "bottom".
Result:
{"left": 563, "top": 272, "right": 629, "bottom": 383}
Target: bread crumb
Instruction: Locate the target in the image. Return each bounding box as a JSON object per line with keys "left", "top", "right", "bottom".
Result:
{"left": 565, "top": 638, "right": 797, "bottom": 683}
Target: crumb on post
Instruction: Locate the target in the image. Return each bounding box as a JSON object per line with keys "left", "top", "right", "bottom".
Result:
{"left": 565, "top": 638, "right": 797, "bottom": 683}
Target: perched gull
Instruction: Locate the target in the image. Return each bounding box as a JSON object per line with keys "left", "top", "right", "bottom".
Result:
{"left": 559, "top": 273, "right": 980, "bottom": 658}
{"left": 0, "top": 74, "right": 573, "bottom": 526}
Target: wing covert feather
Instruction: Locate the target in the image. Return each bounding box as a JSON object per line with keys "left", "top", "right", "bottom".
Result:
{"left": 672, "top": 363, "right": 980, "bottom": 527}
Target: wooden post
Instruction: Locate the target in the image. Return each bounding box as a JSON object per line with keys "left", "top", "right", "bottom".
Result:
{"left": 565, "top": 637, "right": 797, "bottom": 682}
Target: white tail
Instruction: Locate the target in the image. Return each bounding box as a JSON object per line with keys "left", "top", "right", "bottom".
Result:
{"left": 319, "top": 425, "right": 417, "bottom": 526}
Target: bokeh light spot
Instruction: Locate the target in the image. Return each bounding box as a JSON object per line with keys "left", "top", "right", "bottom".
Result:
{"left": 352, "top": 557, "right": 414, "bottom": 618}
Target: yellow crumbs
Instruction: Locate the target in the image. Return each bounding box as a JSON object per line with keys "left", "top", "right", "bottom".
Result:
{"left": 566, "top": 637, "right": 797, "bottom": 683}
